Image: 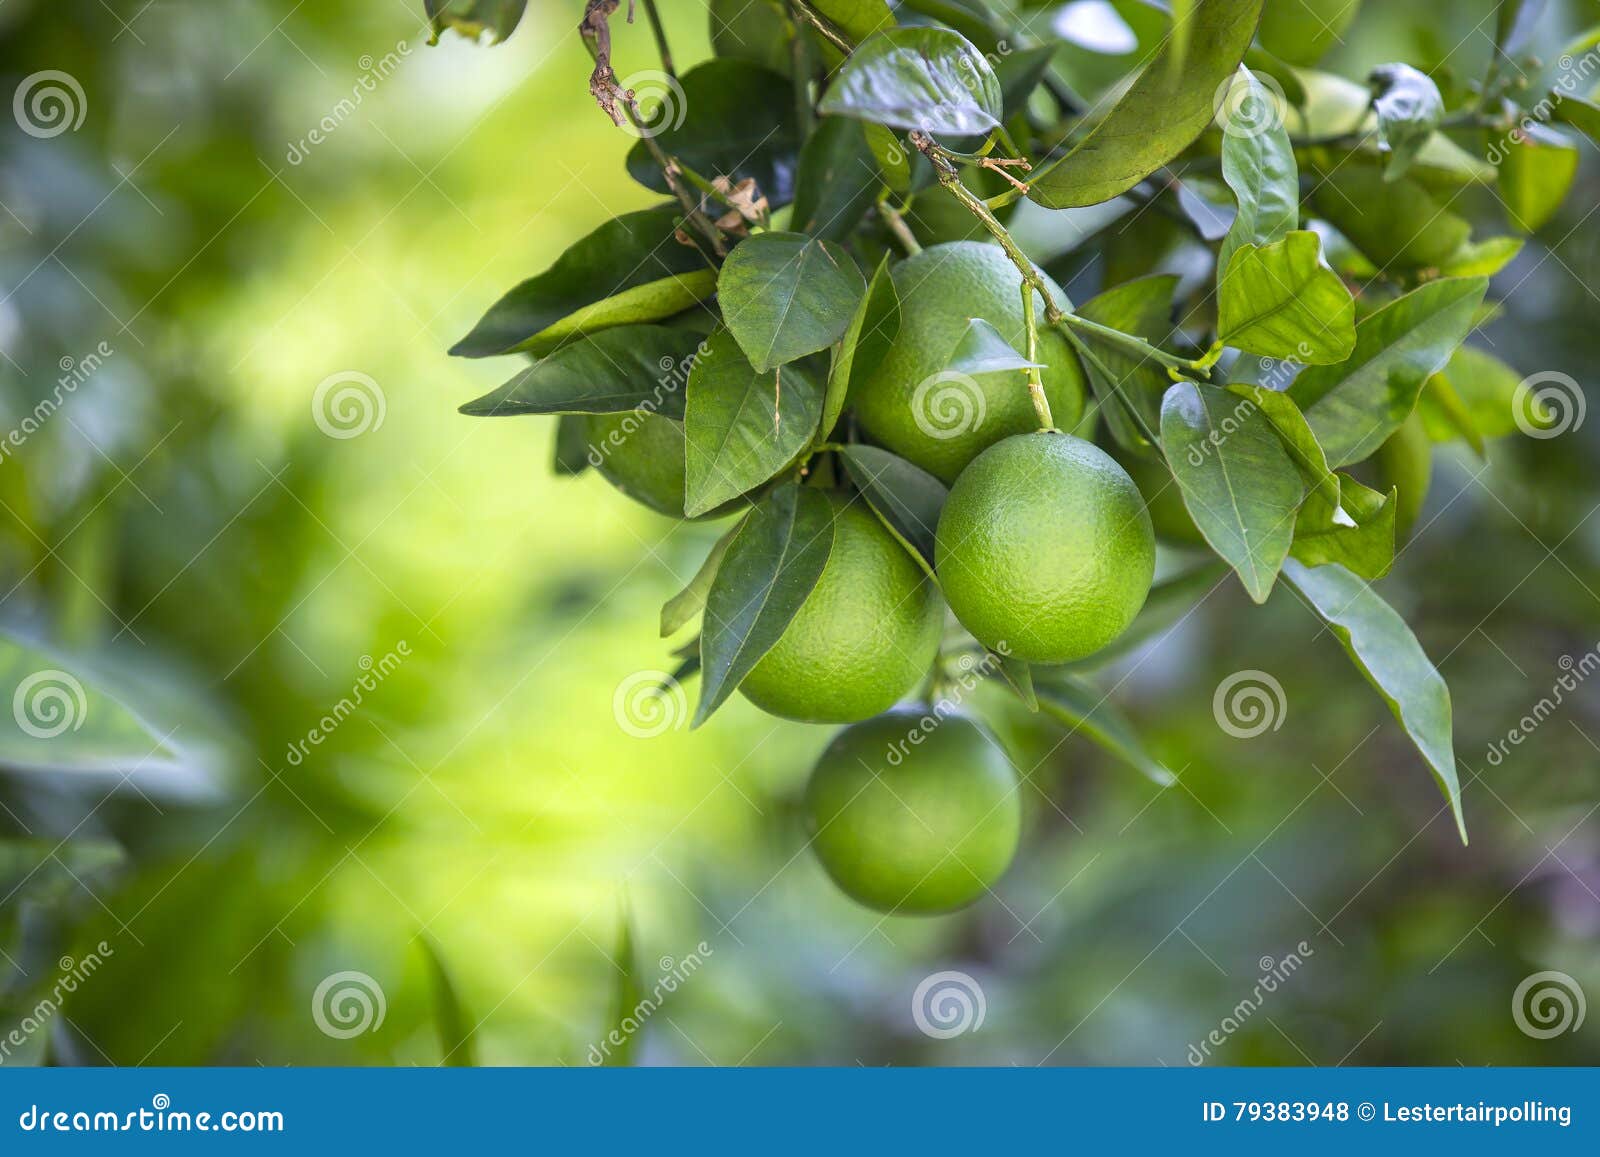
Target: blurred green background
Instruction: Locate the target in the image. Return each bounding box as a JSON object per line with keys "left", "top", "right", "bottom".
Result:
{"left": 1, "top": 0, "right": 1597, "bottom": 1066}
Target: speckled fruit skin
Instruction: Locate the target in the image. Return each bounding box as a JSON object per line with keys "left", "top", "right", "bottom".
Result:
{"left": 1111, "top": 444, "right": 1206, "bottom": 547}
{"left": 936, "top": 432, "right": 1155, "bottom": 663}
{"left": 739, "top": 496, "right": 943, "bottom": 724}
{"left": 804, "top": 707, "right": 1021, "bottom": 915}
{"left": 852, "top": 242, "right": 1087, "bottom": 483}
{"left": 584, "top": 410, "right": 740, "bottom": 520}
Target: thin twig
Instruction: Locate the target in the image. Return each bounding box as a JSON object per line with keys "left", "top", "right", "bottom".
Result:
{"left": 639, "top": 0, "right": 675, "bottom": 76}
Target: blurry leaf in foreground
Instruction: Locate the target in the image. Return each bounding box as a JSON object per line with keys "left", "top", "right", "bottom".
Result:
{"left": 424, "top": 0, "right": 526, "bottom": 44}
{"left": 419, "top": 934, "right": 477, "bottom": 1066}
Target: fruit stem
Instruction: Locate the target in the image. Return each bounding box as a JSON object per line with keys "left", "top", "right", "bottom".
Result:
{"left": 1019, "top": 283, "right": 1055, "bottom": 430}
{"left": 790, "top": 0, "right": 852, "bottom": 53}
{"left": 877, "top": 200, "right": 922, "bottom": 255}
{"left": 1055, "top": 312, "right": 1205, "bottom": 377}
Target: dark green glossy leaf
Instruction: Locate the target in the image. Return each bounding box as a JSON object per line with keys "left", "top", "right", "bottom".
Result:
{"left": 1289, "top": 276, "right": 1488, "bottom": 467}
{"left": 818, "top": 27, "right": 1003, "bottom": 135}
{"left": 1217, "top": 231, "right": 1356, "bottom": 364}
{"left": 1368, "top": 63, "right": 1443, "bottom": 181}
{"left": 0, "top": 633, "right": 176, "bottom": 776}
{"left": 1291, "top": 476, "right": 1396, "bottom": 579}
{"left": 821, "top": 256, "right": 898, "bottom": 446}
{"left": 626, "top": 60, "right": 800, "bottom": 205}
{"left": 419, "top": 935, "right": 477, "bottom": 1066}
{"left": 839, "top": 443, "right": 948, "bottom": 564}
{"left": 1033, "top": 669, "right": 1175, "bottom": 785}
{"left": 1027, "top": 0, "right": 1264, "bottom": 207}
{"left": 709, "top": 0, "right": 793, "bottom": 74}
{"left": 451, "top": 206, "right": 713, "bottom": 358}
{"left": 1218, "top": 66, "right": 1298, "bottom": 277}
{"left": 459, "top": 326, "right": 703, "bottom": 419}
{"left": 1498, "top": 123, "right": 1579, "bottom": 233}
{"left": 792, "top": 117, "right": 881, "bottom": 241}
{"left": 1281, "top": 558, "right": 1465, "bottom": 843}
{"left": 424, "top": 0, "right": 525, "bottom": 43}
{"left": 683, "top": 329, "right": 824, "bottom": 517}
{"left": 662, "top": 523, "right": 742, "bottom": 638}
{"left": 719, "top": 233, "right": 865, "bottom": 372}
{"left": 695, "top": 485, "right": 836, "bottom": 725}
{"left": 1160, "top": 381, "right": 1305, "bottom": 603}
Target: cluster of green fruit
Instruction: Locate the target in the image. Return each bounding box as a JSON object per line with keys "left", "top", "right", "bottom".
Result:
{"left": 587, "top": 242, "right": 1157, "bottom": 915}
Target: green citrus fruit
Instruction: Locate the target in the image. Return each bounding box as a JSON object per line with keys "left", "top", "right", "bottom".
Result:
{"left": 853, "top": 241, "right": 1087, "bottom": 483}
{"left": 583, "top": 410, "right": 740, "bottom": 520}
{"left": 805, "top": 707, "right": 1021, "bottom": 914}
{"left": 1111, "top": 445, "right": 1205, "bottom": 546}
{"left": 740, "top": 495, "right": 943, "bottom": 723}
{"left": 935, "top": 431, "right": 1154, "bottom": 663}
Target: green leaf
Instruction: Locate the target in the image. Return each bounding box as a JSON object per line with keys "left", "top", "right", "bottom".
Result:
{"left": 809, "top": 0, "right": 894, "bottom": 45}
{"left": 1289, "top": 277, "right": 1488, "bottom": 467}
{"left": 993, "top": 44, "right": 1060, "bottom": 119}
{"left": 1217, "top": 66, "right": 1298, "bottom": 277}
{"left": 459, "top": 326, "right": 703, "bottom": 418}
{"left": 709, "top": 0, "right": 793, "bottom": 74}
{"left": 719, "top": 233, "right": 865, "bottom": 372}
{"left": 1257, "top": 0, "right": 1362, "bottom": 66}
{"left": 683, "top": 329, "right": 824, "bottom": 517}
{"left": 946, "top": 318, "right": 1040, "bottom": 374}
{"left": 451, "top": 206, "right": 713, "bottom": 358}
{"left": 1027, "top": 0, "right": 1265, "bottom": 207}
{"left": 1160, "top": 381, "right": 1306, "bottom": 603}
{"left": 602, "top": 903, "right": 642, "bottom": 1066}
{"left": 419, "top": 935, "right": 477, "bottom": 1066}
{"left": 818, "top": 27, "right": 1003, "bottom": 135}
{"left": 552, "top": 415, "right": 593, "bottom": 476}
{"left": 1417, "top": 345, "right": 1523, "bottom": 444}
{"left": 1281, "top": 558, "right": 1465, "bottom": 842}
{"left": 792, "top": 117, "right": 881, "bottom": 242}
{"left": 0, "top": 633, "right": 176, "bottom": 776}
{"left": 1071, "top": 275, "right": 1179, "bottom": 444}
{"left": 626, "top": 60, "right": 800, "bottom": 204}
{"left": 1553, "top": 94, "right": 1600, "bottom": 147}
{"left": 1437, "top": 235, "right": 1524, "bottom": 277}
{"left": 1291, "top": 476, "right": 1396, "bottom": 579}
{"left": 424, "top": 0, "right": 525, "bottom": 43}
{"left": 1293, "top": 69, "right": 1492, "bottom": 186}
{"left": 695, "top": 484, "right": 836, "bottom": 725}
{"left": 1497, "top": 123, "right": 1580, "bottom": 233}
{"left": 1309, "top": 163, "right": 1472, "bottom": 272}
{"left": 1368, "top": 63, "right": 1444, "bottom": 181}
{"left": 863, "top": 123, "right": 912, "bottom": 194}
{"left": 820, "top": 256, "right": 898, "bottom": 447}
{"left": 1033, "top": 669, "right": 1175, "bottom": 786}
{"left": 1217, "top": 232, "right": 1356, "bottom": 364}
{"left": 1222, "top": 381, "right": 1342, "bottom": 516}
{"left": 838, "top": 443, "right": 948, "bottom": 565}
{"left": 662, "top": 523, "right": 742, "bottom": 638}
{"left": 996, "top": 653, "right": 1038, "bottom": 712}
